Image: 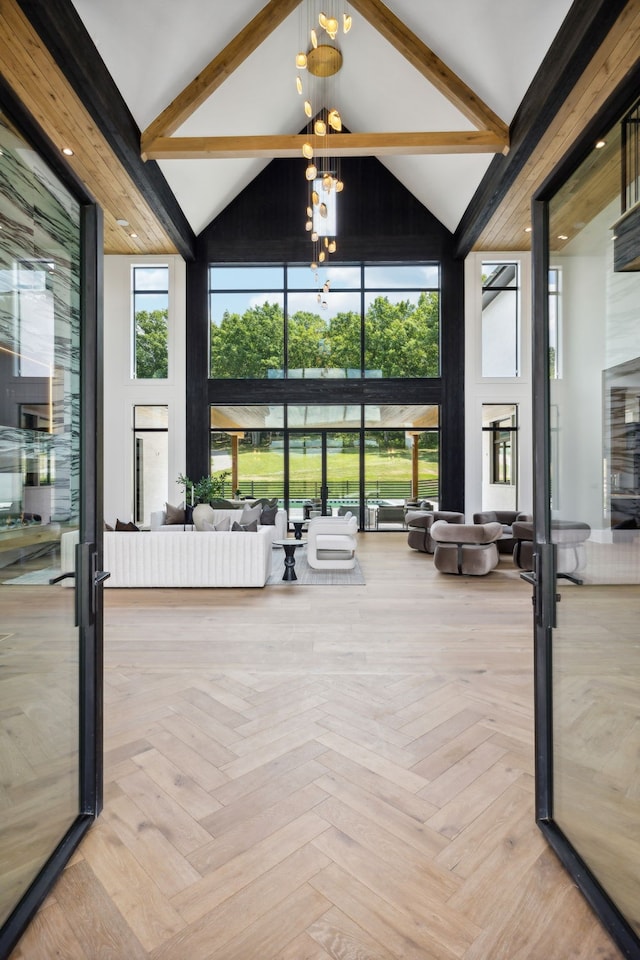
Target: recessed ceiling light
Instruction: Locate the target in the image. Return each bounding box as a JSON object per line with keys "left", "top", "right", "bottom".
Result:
{"left": 116, "top": 218, "right": 129, "bottom": 227}
{"left": 61, "top": 146, "right": 74, "bottom": 156}
{"left": 595, "top": 139, "right": 606, "bottom": 149}
{"left": 524, "top": 226, "right": 532, "bottom": 233}
{"left": 557, "top": 234, "right": 568, "bottom": 241}
{"left": 129, "top": 232, "right": 138, "bottom": 239}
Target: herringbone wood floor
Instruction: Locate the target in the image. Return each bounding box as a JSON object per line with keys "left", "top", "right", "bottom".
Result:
{"left": 9, "top": 535, "right": 624, "bottom": 959}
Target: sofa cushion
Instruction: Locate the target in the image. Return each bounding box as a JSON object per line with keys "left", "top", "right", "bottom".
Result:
{"left": 232, "top": 519, "right": 259, "bottom": 532}
{"left": 259, "top": 503, "right": 278, "bottom": 525}
{"left": 240, "top": 503, "right": 262, "bottom": 526}
{"left": 115, "top": 519, "right": 140, "bottom": 531}
{"left": 201, "top": 517, "right": 231, "bottom": 532}
{"left": 165, "top": 501, "right": 186, "bottom": 524}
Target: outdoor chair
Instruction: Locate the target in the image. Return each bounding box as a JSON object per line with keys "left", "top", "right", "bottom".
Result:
{"left": 376, "top": 503, "right": 406, "bottom": 527}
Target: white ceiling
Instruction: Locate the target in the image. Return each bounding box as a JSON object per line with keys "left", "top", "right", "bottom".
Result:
{"left": 70, "top": 0, "right": 574, "bottom": 237}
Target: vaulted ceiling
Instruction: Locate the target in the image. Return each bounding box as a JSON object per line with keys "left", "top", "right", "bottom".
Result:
{"left": 1, "top": 0, "right": 637, "bottom": 258}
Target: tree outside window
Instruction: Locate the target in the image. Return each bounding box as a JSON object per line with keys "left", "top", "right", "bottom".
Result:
{"left": 133, "top": 266, "right": 169, "bottom": 379}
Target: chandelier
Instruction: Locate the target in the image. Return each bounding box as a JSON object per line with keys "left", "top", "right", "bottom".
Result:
{"left": 295, "top": 4, "right": 352, "bottom": 270}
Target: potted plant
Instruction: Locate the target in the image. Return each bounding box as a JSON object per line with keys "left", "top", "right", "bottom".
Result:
{"left": 177, "top": 471, "right": 229, "bottom": 507}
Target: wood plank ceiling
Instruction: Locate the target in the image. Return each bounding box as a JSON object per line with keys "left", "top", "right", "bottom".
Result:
{"left": 0, "top": 0, "right": 638, "bottom": 256}
{"left": 0, "top": 0, "right": 177, "bottom": 255}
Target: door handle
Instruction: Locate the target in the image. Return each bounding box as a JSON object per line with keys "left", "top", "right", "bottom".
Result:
{"left": 92, "top": 566, "right": 110, "bottom": 615}
{"left": 49, "top": 571, "right": 75, "bottom": 584}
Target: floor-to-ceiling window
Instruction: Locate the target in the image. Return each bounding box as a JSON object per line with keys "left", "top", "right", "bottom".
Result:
{"left": 209, "top": 262, "right": 440, "bottom": 380}
{"left": 207, "top": 263, "right": 442, "bottom": 527}
{"left": 210, "top": 402, "right": 439, "bottom": 529}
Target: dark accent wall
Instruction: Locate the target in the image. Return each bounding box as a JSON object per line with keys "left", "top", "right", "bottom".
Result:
{"left": 187, "top": 156, "right": 465, "bottom": 512}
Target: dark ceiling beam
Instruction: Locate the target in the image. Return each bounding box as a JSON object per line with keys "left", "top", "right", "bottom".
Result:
{"left": 16, "top": 0, "right": 197, "bottom": 262}
{"left": 453, "top": 0, "right": 631, "bottom": 259}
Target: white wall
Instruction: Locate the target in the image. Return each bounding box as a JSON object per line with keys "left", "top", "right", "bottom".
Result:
{"left": 464, "top": 252, "right": 533, "bottom": 521}
{"left": 103, "top": 255, "right": 187, "bottom": 526}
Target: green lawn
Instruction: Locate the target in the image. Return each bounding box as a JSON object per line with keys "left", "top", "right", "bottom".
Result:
{"left": 234, "top": 448, "right": 438, "bottom": 483}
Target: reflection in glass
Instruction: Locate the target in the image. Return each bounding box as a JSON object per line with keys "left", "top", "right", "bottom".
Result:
{"left": 547, "top": 109, "right": 640, "bottom": 936}
{"left": 481, "top": 262, "right": 519, "bottom": 377}
{"left": 481, "top": 404, "right": 518, "bottom": 512}
{"left": 0, "top": 112, "right": 81, "bottom": 926}
{"left": 133, "top": 406, "right": 168, "bottom": 526}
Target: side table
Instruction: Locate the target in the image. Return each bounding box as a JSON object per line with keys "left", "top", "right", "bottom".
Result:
{"left": 273, "top": 538, "right": 307, "bottom": 581}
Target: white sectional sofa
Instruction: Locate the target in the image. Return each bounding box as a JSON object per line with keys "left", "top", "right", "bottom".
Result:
{"left": 60, "top": 527, "right": 273, "bottom": 587}
{"left": 150, "top": 505, "right": 288, "bottom": 540}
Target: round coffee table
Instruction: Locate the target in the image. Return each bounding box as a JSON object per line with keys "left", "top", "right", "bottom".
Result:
{"left": 273, "top": 538, "right": 307, "bottom": 581}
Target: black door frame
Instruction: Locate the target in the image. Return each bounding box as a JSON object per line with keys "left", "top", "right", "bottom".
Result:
{"left": 530, "top": 62, "right": 640, "bottom": 960}
{"left": 0, "top": 83, "right": 104, "bottom": 959}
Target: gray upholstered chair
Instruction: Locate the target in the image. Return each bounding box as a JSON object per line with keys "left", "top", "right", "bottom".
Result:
{"left": 431, "top": 520, "right": 503, "bottom": 575}
{"left": 473, "top": 510, "right": 532, "bottom": 554}
{"left": 512, "top": 519, "right": 591, "bottom": 575}
{"left": 406, "top": 510, "right": 465, "bottom": 553}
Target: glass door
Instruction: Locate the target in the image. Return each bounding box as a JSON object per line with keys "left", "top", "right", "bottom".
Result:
{"left": 532, "top": 101, "right": 640, "bottom": 956}
{"left": 288, "top": 431, "right": 361, "bottom": 521}
{"left": 0, "top": 109, "right": 102, "bottom": 954}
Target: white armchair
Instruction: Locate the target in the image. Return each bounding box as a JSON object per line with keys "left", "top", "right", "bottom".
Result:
{"left": 306, "top": 514, "right": 358, "bottom": 570}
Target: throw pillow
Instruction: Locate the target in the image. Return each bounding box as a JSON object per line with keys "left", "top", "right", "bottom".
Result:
{"left": 232, "top": 519, "right": 258, "bottom": 532}
{"left": 260, "top": 504, "right": 278, "bottom": 525}
{"left": 240, "top": 503, "right": 262, "bottom": 525}
{"left": 201, "top": 517, "right": 231, "bottom": 532}
{"left": 115, "top": 519, "right": 139, "bottom": 531}
{"left": 165, "top": 501, "right": 185, "bottom": 524}
{"left": 210, "top": 498, "right": 239, "bottom": 509}
{"left": 104, "top": 522, "right": 114, "bottom": 531}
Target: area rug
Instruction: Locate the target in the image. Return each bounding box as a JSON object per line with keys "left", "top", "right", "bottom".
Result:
{"left": 267, "top": 550, "right": 365, "bottom": 585}
{"left": 1, "top": 567, "right": 60, "bottom": 586}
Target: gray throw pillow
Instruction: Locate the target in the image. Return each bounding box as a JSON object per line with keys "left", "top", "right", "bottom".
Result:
{"left": 165, "top": 501, "right": 185, "bottom": 524}
{"left": 115, "top": 519, "right": 140, "bottom": 531}
{"left": 232, "top": 519, "right": 258, "bottom": 532}
{"left": 201, "top": 517, "right": 231, "bottom": 532}
{"left": 240, "top": 503, "right": 262, "bottom": 525}
{"left": 260, "top": 504, "right": 278, "bottom": 525}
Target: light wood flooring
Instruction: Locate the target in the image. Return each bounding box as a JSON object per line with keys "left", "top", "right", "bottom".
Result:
{"left": 9, "top": 535, "right": 625, "bottom": 959}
